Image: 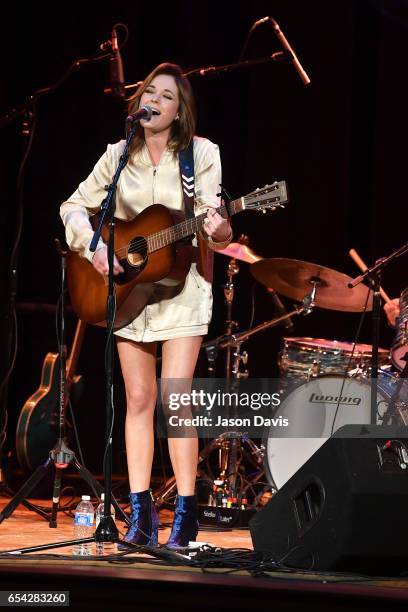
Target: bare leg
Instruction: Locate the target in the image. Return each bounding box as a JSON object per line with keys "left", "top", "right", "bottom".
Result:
{"left": 161, "top": 336, "right": 203, "bottom": 496}
{"left": 116, "top": 338, "right": 157, "bottom": 493}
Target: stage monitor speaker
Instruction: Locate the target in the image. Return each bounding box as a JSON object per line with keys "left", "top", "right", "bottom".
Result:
{"left": 249, "top": 435, "right": 408, "bottom": 575}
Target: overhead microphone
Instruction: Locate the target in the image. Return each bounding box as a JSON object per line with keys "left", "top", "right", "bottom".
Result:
{"left": 267, "top": 17, "right": 311, "bottom": 86}
{"left": 108, "top": 26, "right": 125, "bottom": 98}
{"left": 252, "top": 16, "right": 271, "bottom": 29}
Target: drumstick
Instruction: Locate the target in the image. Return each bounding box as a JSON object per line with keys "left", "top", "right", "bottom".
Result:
{"left": 348, "top": 248, "right": 391, "bottom": 303}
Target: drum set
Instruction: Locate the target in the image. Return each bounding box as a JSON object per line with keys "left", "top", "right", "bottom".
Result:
{"left": 215, "top": 240, "right": 408, "bottom": 494}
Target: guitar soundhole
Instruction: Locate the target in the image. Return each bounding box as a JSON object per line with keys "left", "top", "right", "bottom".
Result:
{"left": 127, "top": 236, "right": 147, "bottom": 268}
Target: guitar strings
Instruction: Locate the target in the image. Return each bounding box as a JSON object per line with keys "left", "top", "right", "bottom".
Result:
{"left": 109, "top": 193, "right": 274, "bottom": 260}
{"left": 110, "top": 200, "right": 238, "bottom": 259}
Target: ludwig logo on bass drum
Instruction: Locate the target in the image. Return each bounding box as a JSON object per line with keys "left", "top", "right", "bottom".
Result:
{"left": 309, "top": 393, "right": 361, "bottom": 406}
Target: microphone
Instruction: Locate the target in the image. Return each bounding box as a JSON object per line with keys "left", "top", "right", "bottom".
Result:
{"left": 267, "top": 288, "right": 295, "bottom": 332}
{"left": 126, "top": 105, "right": 157, "bottom": 123}
{"left": 269, "top": 18, "right": 311, "bottom": 86}
{"left": 109, "top": 26, "right": 125, "bottom": 98}
{"left": 252, "top": 16, "right": 270, "bottom": 29}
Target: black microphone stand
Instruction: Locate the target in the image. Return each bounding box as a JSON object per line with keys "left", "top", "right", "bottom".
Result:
{"left": 87, "top": 119, "right": 140, "bottom": 549}
{"left": 348, "top": 241, "right": 408, "bottom": 427}
{"left": 88, "top": 115, "right": 185, "bottom": 557}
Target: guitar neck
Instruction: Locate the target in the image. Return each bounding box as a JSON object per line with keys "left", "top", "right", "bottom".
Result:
{"left": 146, "top": 198, "right": 243, "bottom": 253}
{"left": 66, "top": 320, "right": 86, "bottom": 383}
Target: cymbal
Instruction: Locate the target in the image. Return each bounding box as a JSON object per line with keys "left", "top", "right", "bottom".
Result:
{"left": 217, "top": 242, "right": 262, "bottom": 264}
{"left": 251, "top": 258, "right": 373, "bottom": 312}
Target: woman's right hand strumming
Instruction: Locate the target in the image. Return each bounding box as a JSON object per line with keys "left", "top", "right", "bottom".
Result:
{"left": 92, "top": 245, "right": 124, "bottom": 276}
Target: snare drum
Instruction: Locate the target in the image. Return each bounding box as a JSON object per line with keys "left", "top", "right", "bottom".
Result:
{"left": 279, "top": 337, "right": 389, "bottom": 384}
{"left": 263, "top": 374, "right": 393, "bottom": 490}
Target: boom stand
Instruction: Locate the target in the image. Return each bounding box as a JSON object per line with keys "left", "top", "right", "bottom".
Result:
{"left": 348, "top": 241, "right": 408, "bottom": 426}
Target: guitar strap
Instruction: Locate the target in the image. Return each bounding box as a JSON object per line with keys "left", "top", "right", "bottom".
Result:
{"left": 178, "top": 139, "right": 213, "bottom": 282}
{"left": 178, "top": 139, "right": 195, "bottom": 220}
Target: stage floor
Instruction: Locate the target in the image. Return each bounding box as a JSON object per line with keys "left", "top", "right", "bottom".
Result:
{"left": 0, "top": 495, "right": 252, "bottom": 552}
{"left": 1, "top": 495, "right": 408, "bottom": 611}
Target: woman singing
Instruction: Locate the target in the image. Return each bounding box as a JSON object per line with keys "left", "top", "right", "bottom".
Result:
{"left": 60, "top": 63, "right": 232, "bottom": 548}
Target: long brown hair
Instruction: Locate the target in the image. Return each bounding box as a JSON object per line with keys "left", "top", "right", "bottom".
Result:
{"left": 127, "top": 63, "right": 196, "bottom": 157}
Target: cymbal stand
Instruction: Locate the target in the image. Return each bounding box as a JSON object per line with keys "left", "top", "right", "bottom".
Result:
{"left": 207, "top": 271, "right": 317, "bottom": 501}
{"left": 218, "top": 285, "right": 317, "bottom": 500}
{"left": 224, "top": 256, "right": 240, "bottom": 382}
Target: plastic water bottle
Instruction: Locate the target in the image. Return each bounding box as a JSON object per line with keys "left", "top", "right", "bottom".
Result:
{"left": 73, "top": 495, "right": 94, "bottom": 556}
{"left": 95, "top": 493, "right": 116, "bottom": 555}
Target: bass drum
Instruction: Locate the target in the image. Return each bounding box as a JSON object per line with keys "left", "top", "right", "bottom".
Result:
{"left": 263, "top": 374, "right": 389, "bottom": 490}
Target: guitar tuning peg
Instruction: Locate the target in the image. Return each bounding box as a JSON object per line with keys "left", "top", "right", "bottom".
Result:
{"left": 256, "top": 187, "right": 259, "bottom": 191}
{"left": 262, "top": 208, "right": 267, "bottom": 214}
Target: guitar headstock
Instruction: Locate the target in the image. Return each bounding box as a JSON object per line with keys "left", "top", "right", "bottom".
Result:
{"left": 244, "top": 181, "right": 288, "bottom": 213}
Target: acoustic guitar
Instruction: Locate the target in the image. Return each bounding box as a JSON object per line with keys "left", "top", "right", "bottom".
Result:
{"left": 16, "top": 320, "right": 86, "bottom": 471}
{"left": 66, "top": 181, "right": 288, "bottom": 328}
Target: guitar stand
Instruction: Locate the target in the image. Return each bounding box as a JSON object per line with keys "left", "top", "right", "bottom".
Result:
{"left": 0, "top": 241, "right": 130, "bottom": 549}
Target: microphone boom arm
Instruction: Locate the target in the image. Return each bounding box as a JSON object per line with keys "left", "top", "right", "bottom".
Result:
{"left": 122, "top": 54, "right": 288, "bottom": 94}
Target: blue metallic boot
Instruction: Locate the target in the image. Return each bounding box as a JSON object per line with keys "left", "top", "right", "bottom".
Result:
{"left": 166, "top": 495, "right": 199, "bottom": 549}
{"left": 118, "top": 490, "right": 159, "bottom": 549}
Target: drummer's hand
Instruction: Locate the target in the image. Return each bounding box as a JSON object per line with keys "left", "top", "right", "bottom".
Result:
{"left": 203, "top": 208, "right": 231, "bottom": 242}
{"left": 384, "top": 298, "right": 400, "bottom": 327}
{"left": 92, "top": 245, "right": 124, "bottom": 276}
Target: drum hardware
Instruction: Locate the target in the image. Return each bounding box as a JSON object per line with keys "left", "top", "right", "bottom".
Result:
{"left": 391, "top": 289, "right": 408, "bottom": 371}
{"left": 210, "top": 284, "right": 317, "bottom": 500}
{"left": 196, "top": 244, "right": 319, "bottom": 506}
{"left": 348, "top": 248, "right": 392, "bottom": 304}
{"left": 232, "top": 346, "right": 249, "bottom": 380}
{"left": 219, "top": 241, "right": 295, "bottom": 332}
{"left": 349, "top": 241, "right": 408, "bottom": 426}
{"left": 247, "top": 255, "right": 401, "bottom": 492}
{"left": 381, "top": 358, "right": 408, "bottom": 426}
{"left": 251, "top": 257, "right": 374, "bottom": 312}
{"left": 348, "top": 247, "right": 408, "bottom": 423}
{"left": 348, "top": 248, "right": 408, "bottom": 373}
{"left": 153, "top": 236, "right": 267, "bottom": 510}
{"left": 215, "top": 235, "right": 262, "bottom": 501}
{"left": 223, "top": 243, "right": 241, "bottom": 383}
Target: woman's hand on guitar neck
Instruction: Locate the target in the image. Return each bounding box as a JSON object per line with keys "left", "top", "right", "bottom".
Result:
{"left": 203, "top": 208, "right": 231, "bottom": 243}
{"left": 92, "top": 245, "right": 124, "bottom": 276}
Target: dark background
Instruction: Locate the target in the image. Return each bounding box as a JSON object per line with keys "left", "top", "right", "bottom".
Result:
{"left": 1, "top": 0, "right": 408, "bottom": 477}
